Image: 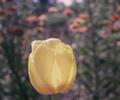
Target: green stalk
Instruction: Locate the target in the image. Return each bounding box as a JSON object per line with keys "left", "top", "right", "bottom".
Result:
{"left": 43, "top": 94, "right": 61, "bottom": 100}
{"left": 50, "top": 94, "right": 61, "bottom": 100}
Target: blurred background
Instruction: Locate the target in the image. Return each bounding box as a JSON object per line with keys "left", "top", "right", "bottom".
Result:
{"left": 0, "top": 0, "right": 120, "bottom": 100}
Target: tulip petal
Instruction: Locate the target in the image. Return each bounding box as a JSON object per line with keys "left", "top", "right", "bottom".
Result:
{"left": 55, "top": 45, "right": 76, "bottom": 92}
{"left": 33, "top": 42, "right": 62, "bottom": 90}
{"left": 31, "top": 40, "right": 42, "bottom": 54}
{"left": 28, "top": 54, "right": 53, "bottom": 95}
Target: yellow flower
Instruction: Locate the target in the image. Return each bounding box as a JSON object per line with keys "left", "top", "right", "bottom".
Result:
{"left": 28, "top": 38, "right": 77, "bottom": 95}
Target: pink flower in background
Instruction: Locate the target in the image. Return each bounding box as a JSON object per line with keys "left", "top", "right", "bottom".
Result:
{"left": 0, "top": 7, "right": 6, "bottom": 15}
{"left": 79, "top": 13, "right": 89, "bottom": 21}
{"left": 75, "top": 0, "right": 83, "bottom": 3}
{"left": 10, "top": 3, "right": 17, "bottom": 11}
{"left": 77, "top": 26, "right": 88, "bottom": 33}
{"left": 116, "top": 5, "right": 120, "bottom": 12}
{"left": 63, "top": 8, "right": 74, "bottom": 17}
{"left": 48, "top": 7, "right": 58, "bottom": 13}
{"left": 25, "top": 15, "right": 38, "bottom": 23}
{"left": 38, "top": 14, "right": 47, "bottom": 22}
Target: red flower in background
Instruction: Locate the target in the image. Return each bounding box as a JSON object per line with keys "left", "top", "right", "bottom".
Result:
{"left": 68, "top": 12, "right": 89, "bottom": 33}
{"left": 48, "top": 7, "right": 58, "bottom": 13}
{"left": 7, "top": 27, "right": 24, "bottom": 36}
{"left": 63, "top": 8, "right": 74, "bottom": 17}
{"left": 74, "top": 18, "right": 87, "bottom": 25}
{"left": 0, "top": 0, "right": 11, "bottom": 2}
{"left": 111, "top": 14, "right": 120, "bottom": 21}
{"left": 10, "top": 4, "right": 17, "bottom": 11}
{"left": 38, "top": 14, "right": 47, "bottom": 22}
{"left": 0, "top": 8, "right": 6, "bottom": 15}
{"left": 37, "top": 27, "right": 45, "bottom": 33}
{"left": 110, "top": 21, "right": 120, "bottom": 32}
{"left": 79, "top": 13, "right": 89, "bottom": 21}
{"left": 0, "top": 0, "right": 6, "bottom": 3}
{"left": 116, "top": 6, "right": 120, "bottom": 12}
{"left": 69, "top": 22, "right": 79, "bottom": 33}
{"left": 25, "top": 15, "right": 38, "bottom": 23}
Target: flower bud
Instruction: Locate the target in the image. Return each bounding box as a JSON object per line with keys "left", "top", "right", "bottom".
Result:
{"left": 28, "top": 38, "right": 77, "bottom": 95}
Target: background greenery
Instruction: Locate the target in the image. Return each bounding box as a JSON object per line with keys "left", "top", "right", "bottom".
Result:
{"left": 0, "top": 0, "right": 120, "bottom": 100}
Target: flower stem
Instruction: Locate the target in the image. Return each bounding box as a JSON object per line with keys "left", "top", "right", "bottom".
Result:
{"left": 50, "top": 94, "right": 61, "bottom": 100}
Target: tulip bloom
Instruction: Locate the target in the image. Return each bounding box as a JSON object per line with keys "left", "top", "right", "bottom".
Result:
{"left": 28, "top": 38, "right": 76, "bottom": 95}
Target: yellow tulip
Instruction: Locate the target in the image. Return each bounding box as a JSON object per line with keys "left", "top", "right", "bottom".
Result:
{"left": 28, "top": 38, "right": 77, "bottom": 95}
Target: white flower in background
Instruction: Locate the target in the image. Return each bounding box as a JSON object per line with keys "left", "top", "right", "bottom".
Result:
{"left": 32, "top": 0, "right": 39, "bottom": 3}
{"left": 57, "top": 0, "right": 73, "bottom": 6}
{"left": 75, "top": 0, "right": 84, "bottom": 3}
